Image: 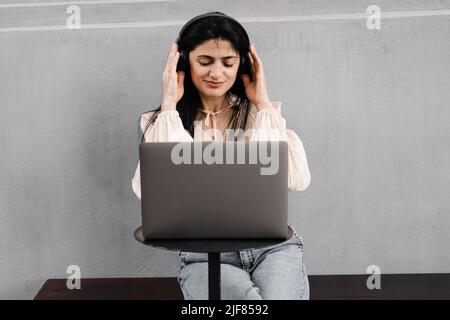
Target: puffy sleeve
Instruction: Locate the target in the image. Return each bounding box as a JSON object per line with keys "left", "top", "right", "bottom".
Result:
{"left": 248, "top": 102, "right": 311, "bottom": 192}
{"left": 131, "top": 110, "right": 193, "bottom": 200}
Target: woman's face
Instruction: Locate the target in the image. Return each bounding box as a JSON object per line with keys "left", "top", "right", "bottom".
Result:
{"left": 188, "top": 38, "right": 240, "bottom": 98}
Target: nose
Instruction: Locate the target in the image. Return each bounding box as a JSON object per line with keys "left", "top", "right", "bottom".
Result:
{"left": 209, "top": 62, "right": 224, "bottom": 79}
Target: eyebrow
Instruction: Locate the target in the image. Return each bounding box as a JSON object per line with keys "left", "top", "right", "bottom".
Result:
{"left": 196, "top": 55, "right": 239, "bottom": 60}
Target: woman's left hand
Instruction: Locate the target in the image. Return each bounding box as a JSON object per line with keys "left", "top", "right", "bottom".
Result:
{"left": 241, "top": 43, "right": 272, "bottom": 110}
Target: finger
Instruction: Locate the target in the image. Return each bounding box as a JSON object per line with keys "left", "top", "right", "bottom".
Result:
{"left": 170, "top": 51, "right": 180, "bottom": 74}
{"left": 164, "top": 42, "right": 177, "bottom": 71}
{"left": 240, "top": 74, "right": 250, "bottom": 87}
{"left": 165, "top": 43, "right": 175, "bottom": 64}
{"left": 177, "top": 70, "right": 185, "bottom": 86}
{"left": 250, "top": 44, "right": 262, "bottom": 71}
{"left": 250, "top": 43, "right": 259, "bottom": 70}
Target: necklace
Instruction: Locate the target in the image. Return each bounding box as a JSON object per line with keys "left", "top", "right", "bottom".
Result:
{"left": 198, "top": 95, "right": 234, "bottom": 130}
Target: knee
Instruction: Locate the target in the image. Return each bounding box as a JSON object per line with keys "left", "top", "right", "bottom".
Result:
{"left": 220, "top": 264, "right": 262, "bottom": 300}
{"left": 178, "top": 262, "right": 209, "bottom": 300}
{"left": 258, "top": 275, "right": 310, "bottom": 300}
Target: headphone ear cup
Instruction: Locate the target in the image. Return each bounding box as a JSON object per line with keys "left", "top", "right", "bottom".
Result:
{"left": 239, "top": 53, "right": 252, "bottom": 81}
{"left": 176, "top": 49, "right": 188, "bottom": 72}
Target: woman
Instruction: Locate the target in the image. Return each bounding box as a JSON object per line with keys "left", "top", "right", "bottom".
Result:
{"left": 131, "top": 12, "right": 311, "bottom": 300}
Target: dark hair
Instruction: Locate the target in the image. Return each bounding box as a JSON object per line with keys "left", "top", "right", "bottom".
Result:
{"left": 138, "top": 12, "right": 253, "bottom": 143}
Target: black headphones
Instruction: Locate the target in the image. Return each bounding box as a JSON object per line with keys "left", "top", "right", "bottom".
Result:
{"left": 175, "top": 11, "right": 251, "bottom": 78}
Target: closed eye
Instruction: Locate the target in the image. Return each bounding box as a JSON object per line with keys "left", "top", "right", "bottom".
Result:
{"left": 199, "top": 61, "right": 234, "bottom": 68}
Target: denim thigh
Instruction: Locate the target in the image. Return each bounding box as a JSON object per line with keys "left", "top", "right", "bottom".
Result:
{"left": 245, "top": 228, "right": 309, "bottom": 299}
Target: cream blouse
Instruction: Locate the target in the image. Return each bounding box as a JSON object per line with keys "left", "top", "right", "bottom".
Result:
{"left": 131, "top": 95, "right": 311, "bottom": 200}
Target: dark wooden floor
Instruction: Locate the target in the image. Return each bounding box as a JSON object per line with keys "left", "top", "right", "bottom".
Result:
{"left": 34, "top": 274, "right": 450, "bottom": 300}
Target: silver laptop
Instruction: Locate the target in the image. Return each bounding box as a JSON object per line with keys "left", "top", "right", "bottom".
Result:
{"left": 139, "top": 141, "right": 288, "bottom": 239}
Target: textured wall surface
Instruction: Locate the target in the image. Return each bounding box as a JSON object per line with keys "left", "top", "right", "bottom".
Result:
{"left": 1, "top": 0, "right": 449, "bottom": 299}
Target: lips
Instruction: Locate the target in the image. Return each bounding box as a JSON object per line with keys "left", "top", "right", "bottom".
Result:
{"left": 205, "top": 81, "right": 224, "bottom": 88}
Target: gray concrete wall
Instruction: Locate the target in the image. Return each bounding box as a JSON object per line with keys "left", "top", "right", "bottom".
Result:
{"left": 1, "top": 0, "right": 449, "bottom": 299}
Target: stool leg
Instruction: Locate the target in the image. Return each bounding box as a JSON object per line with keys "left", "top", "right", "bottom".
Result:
{"left": 208, "top": 252, "right": 221, "bottom": 300}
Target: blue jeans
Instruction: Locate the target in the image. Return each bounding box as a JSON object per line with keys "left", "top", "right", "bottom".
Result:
{"left": 177, "top": 226, "right": 309, "bottom": 300}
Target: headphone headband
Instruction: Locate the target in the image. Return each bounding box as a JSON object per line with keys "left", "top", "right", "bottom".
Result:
{"left": 176, "top": 11, "right": 249, "bottom": 43}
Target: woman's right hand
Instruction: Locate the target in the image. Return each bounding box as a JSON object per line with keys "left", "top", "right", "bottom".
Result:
{"left": 161, "top": 42, "right": 185, "bottom": 111}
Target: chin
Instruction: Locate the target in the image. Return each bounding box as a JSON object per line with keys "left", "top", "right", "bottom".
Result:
{"left": 202, "top": 87, "right": 228, "bottom": 96}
